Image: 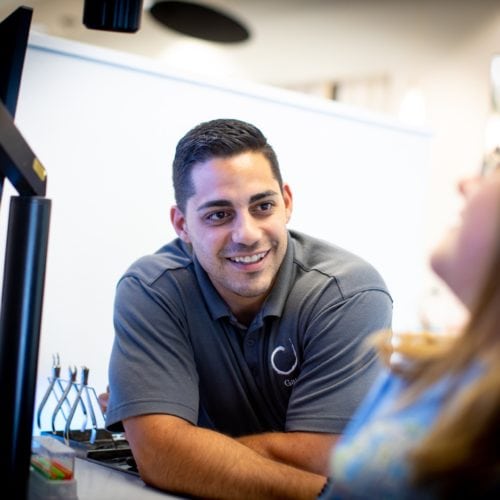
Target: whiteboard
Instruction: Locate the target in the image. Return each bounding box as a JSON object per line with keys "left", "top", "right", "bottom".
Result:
{"left": 1, "top": 32, "right": 431, "bottom": 431}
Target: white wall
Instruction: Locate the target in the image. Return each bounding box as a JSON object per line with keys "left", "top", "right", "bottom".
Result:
{"left": 293, "top": 5, "right": 500, "bottom": 326}
{"left": 1, "top": 33, "right": 431, "bottom": 432}
{"left": 404, "top": 8, "right": 500, "bottom": 324}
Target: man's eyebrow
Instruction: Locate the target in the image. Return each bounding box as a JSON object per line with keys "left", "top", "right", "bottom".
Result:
{"left": 196, "top": 190, "right": 279, "bottom": 212}
{"left": 249, "top": 190, "right": 279, "bottom": 203}
{"left": 197, "top": 199, "right": 232, "bottom": 212}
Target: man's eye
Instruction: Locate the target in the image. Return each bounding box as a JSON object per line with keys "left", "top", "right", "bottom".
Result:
{"left": 255, "top": 202, "right": 274, "bottom": 213}
{"left": 206, "top": 211, "right": 230, "bottom": 223}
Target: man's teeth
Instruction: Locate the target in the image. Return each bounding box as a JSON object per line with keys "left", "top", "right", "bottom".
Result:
{"left": 231, "top": 252, "right": 266, "bottom": 264}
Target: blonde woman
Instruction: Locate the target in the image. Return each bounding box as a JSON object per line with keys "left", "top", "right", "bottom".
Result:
{"left": 322, "top": 165, "right": 500, "bottom": 498}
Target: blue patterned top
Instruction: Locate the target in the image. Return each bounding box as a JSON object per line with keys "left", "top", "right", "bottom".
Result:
{"left": 322, "top": 366, "right": 480, "bottom": 499}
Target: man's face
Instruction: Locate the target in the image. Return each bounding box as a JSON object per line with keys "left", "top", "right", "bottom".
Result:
{"left": 171, "top": 151, "right": 292, "bottom": 319}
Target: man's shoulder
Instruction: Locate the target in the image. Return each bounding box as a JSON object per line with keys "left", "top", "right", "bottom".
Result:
{"left": 290, "top": 230, "right": 390, "bottom": 296}
{"left": 121, "top": 238, "right": 194, "bottom": 286}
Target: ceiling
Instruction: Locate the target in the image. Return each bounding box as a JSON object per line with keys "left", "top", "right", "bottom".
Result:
{"left": 1, "top": 0, "right": 500, "bottom": 89}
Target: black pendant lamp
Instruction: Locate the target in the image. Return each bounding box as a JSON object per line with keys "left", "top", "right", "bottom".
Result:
{"left": 149, "top": 1, "right": 250, "bottom": 43}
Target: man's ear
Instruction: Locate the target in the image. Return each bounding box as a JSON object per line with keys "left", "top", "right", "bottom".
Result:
{"left": 283, "top": 183, "right": 293, "bottom": 223}
{"left": 170, "top": 205, "right": 191, "bottom": 243}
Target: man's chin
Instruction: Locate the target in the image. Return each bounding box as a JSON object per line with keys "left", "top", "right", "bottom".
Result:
{"left": 231, "top": 281, "right": 272, "bottom": 299}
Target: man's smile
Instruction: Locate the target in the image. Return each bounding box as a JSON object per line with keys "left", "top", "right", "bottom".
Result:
{"left": 227, "top": 250, "right": 269, "bottom": 265}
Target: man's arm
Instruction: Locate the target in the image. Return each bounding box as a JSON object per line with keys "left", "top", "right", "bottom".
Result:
{"left": 236, "top": 431, "right": 339, "bottom": 476}
{"left": 124, "top": 414, "right": 326, "bottom": 500}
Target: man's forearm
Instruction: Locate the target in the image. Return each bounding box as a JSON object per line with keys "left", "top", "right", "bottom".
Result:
{"left": 237, "top": 431, "right": 339, "bottom": 476}
{"left": 124, "top": 415, "right": 326, "bottom": 499}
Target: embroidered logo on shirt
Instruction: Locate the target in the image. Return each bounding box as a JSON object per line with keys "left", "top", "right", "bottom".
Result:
{"left": 270, "top": 338, "right": 298, "bottom": 376}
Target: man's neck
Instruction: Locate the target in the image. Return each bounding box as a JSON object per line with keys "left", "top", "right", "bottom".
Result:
{"left": 231, "top": 301, "right": 262, "bottom": 327}
{"left": 224, "top": 293, "right": 267, "bottom": 327}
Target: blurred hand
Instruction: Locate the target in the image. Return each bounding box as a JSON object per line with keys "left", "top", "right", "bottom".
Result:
{"left": 97, "top": 386, "right": 110, "bottom": 414}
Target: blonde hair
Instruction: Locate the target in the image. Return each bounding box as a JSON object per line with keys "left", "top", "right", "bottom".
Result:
{"left": 371, "top": 203, "right": 500, "bottom": 495}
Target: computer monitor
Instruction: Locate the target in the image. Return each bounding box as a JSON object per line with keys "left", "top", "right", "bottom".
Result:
{"left": 0, "top": 7, "right": 51, "bottom": 499}
{"left": 0, "top": 6, "right": 31, "bottom": 117}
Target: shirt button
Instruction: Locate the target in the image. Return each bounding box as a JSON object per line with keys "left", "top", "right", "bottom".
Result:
{"left": 247, "top": 338, "right": 255, "bottom": 346}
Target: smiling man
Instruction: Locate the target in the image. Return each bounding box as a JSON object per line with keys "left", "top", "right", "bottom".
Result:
{"left": 106, "top": 119, "right": 393, "bottom": 499}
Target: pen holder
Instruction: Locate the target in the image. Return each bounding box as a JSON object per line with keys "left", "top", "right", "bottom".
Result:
{"left": 29, "top": 435, "right": 78, "bottom": 499}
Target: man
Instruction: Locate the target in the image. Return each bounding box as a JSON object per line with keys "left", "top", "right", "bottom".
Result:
{"left": 106, "top": 118, "right": 392, "bottom": 498}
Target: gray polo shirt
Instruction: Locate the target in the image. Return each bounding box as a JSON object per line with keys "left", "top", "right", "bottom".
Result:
{"left": 106, "top": 230, "right": 392, "bottom": 436}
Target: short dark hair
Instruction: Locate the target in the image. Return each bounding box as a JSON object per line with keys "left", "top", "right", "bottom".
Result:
{"left": 172, "top": 118, "right": 282, "bottom": 212}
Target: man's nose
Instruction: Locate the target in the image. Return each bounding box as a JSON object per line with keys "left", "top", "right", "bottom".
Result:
{"left": 232, "top": 213, "right": 261, "bottom": 244}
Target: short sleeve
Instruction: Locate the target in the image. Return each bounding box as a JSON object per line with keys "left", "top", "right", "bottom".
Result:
{"left": 285, "top": 287, "right": 393, "bottom": 433}
{"left": 106, "top": 275, "right": 200, "bottom": 431}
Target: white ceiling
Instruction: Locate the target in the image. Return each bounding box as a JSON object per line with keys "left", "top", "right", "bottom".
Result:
{"left": 1, "top": 0, "right": 499, "bottom": 88}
